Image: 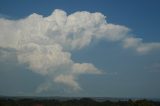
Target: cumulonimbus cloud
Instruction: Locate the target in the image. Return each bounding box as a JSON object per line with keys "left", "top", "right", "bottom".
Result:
{"left": 0, "top": 9, "right": 160, "bottom": 93}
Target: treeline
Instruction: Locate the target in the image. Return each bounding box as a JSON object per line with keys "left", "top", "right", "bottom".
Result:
{"left": 0, "top": 98, "right": 160, "bottom": 106}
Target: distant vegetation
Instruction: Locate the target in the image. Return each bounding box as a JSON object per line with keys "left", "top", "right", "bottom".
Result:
{"left": 0, "top": 97, "right": 160, "bottom": 106}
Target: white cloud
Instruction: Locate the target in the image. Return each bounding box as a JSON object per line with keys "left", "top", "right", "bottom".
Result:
{"left": 36, "top": 82, "right": 52, "bottom": 93}
{"left": 54, "top": 74, "right": 81, "bottom": 91}
{"left": 123, "top": 37, "right": 160, "bottom": 54}
{"left": 0, "top": 9, "right": 160, "bottom": 93}
{"left": 72, "top": 63, "right": 102, "bottom": 75}
{"left": 17, "top": 43, "right": 72, "bottom": 75}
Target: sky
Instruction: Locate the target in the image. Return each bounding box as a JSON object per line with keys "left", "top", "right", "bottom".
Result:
{"left": 0, "top": 0, "right": 160, "bottom": 98}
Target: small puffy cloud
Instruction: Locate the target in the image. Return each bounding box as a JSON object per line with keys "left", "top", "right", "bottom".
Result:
{"left": 0, "top": 9, "right": 160, "bottom": 93}
{"left": 72, "top": 63, "right": 102, "bottom": 74}
{"left": 54, "top": 74, "right": 81, "bottom": 91}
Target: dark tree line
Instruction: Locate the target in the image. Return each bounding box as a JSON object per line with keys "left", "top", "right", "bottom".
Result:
{"left": 0, "top": 98, "right": 160, "bottom": 106}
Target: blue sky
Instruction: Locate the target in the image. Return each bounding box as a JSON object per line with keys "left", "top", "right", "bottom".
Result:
{"left": 0, "top": 0, "right": 160, "bottom": 98}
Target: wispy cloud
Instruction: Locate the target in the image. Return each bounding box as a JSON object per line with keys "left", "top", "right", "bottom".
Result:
{"left": 145, "top": 63, "right": 160, "bottom": 72}
{"left": 0, "top": 13, "right": 10, "bottom": 19}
